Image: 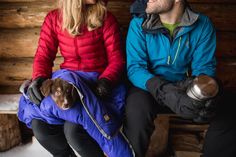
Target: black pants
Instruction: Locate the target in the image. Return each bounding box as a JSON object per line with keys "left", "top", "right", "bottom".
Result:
{"left": 31, "top": 120, "right": 104, "bottom": 157}
{"left": 123, "top": 87, "right": 236, "bottom": 157}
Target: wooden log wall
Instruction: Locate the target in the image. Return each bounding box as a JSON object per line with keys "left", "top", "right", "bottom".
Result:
{"left": 0, "top": 0, "right": 236, "bottom": 93}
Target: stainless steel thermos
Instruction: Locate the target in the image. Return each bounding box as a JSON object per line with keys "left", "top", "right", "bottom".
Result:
{"left": 186, "top": 75, "right": 219, "bottom": 101}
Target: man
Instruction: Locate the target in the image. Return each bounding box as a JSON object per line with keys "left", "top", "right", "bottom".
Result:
{"left": 124, "top": 0, "right": 236, "bottom": 157}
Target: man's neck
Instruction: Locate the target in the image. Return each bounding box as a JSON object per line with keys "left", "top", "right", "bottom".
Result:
{"left": 159, "top": 3, "right": 184, "bottom": 24}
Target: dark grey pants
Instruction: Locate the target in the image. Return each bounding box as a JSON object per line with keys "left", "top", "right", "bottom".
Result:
{"left": 31, "top": 120, "right": 104, "bottom": 157}
{"left": 123, "top": 86, "right": 236, "bottom": 157}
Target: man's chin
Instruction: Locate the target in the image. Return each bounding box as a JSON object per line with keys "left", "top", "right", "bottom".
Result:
{"left": 146, "top": 7, "right": 159, "bottom": 14}
{"left": 145, "top": 8, "right": 154, "bottom": 14}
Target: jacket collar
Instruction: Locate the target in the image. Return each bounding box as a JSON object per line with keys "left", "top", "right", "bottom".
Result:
{"left": 142, "top": 7, "right": 199, "bottom": 34}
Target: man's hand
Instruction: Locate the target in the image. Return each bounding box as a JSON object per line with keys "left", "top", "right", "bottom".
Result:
{"left": 176, "top": 77, "right": 194, "bottom": 90}
{"left": 146, "top": 77, "right": 214, "bottom": 119}
{"left": 94, "top": 78, "right": 112, "bottom": 99}
{"left": 159, "top": 83, "right": 206, "bottom": 119}
{"left": 27, "top": 77, "right": 47, "bottom": 105}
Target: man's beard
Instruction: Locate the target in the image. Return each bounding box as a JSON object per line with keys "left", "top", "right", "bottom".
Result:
{"left": 146, "top": 2, "right": 174, "bottom": 14}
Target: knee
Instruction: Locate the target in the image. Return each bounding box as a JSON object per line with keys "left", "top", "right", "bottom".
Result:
{"left": 64, "top": 122, "right": 76, "bottom": 141}
{"left": 64, "top": 122, "right": 83, "bottom": 145}
{"left": 31, "top": 119, "right": 48, "bottom": 141}
{"left": 126, "top": 88, "right": 156, "bottom": 120}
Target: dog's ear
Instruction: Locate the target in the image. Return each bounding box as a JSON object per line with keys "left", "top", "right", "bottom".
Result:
{"left": 40, "top": 79, "right": 53, "bottom": 97}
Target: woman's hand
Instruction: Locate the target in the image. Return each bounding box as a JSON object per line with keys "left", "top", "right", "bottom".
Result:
{"left": 27, "top": 77, "right": 47, "bottom": 105}
{"left": 94, "top": 78, "right": 112, "bottom": 99}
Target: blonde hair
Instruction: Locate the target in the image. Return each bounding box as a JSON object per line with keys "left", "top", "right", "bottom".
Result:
{"left": 58, "top": 0, "right": 107, "bottom": 36}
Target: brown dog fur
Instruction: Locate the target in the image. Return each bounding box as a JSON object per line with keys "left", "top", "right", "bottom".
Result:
{"left": 40, "top": 78, "right": 80, "bottom": 110}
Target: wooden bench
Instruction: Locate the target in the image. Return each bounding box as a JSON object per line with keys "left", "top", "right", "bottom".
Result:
{"left": 0, "top": 0, "right": 236, "bottom": 156}
{"left": 0, "top": 94, "right": 22, "bottom": 151}
{"left": 146, "top": 115, "right": 209, "bottom": 157}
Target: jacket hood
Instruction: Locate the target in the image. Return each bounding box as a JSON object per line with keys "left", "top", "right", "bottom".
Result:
{"left": 142, "top": 7, "right": 199, "bottom": 34}
{"left": 130, "top": 0, "right": 148, "bottom": 17}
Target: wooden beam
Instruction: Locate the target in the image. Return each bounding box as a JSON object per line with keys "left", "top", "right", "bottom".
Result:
{"left": 1, "top": 1, "right": 236, "bottom": 32}
{"left": 0, "top": 28, "right": 62, "bottom": 58}
{"left": 1, "top": 0, "right": 236, "bottom": 4}
{"left": 0, "top": 85, "right": 21, "bottom": 94}
{"left": 175, "top": 151, "right": 202, "bottom": 157}
{"left": 0, "top": 28, "right": 235, "bottom": 58}
{"left": 0, "top": 2, "right": 57, "bottom": 28}
{"left": 0, "top": 57, "right": 62, "bottom": 86}
{"left": 170, "top": 133, "right": 204, "bottom": 152}
{"left": 217, "top": 59, "right": 236, "bottom": 89}
{"left": 0, "top": 28, "right": 39, "bottom": 58}
{"left": 216, "top": 31, "right": 236, "bottom": 58}
{"left": 0, "top": 58, "right": 235, "bottom": 91}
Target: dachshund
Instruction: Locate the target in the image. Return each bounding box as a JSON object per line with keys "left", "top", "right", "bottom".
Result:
{"left": 40, "top": 78, "right": 80, "bottom": 110}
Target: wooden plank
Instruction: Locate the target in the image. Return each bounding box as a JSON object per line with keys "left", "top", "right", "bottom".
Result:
{"left": 0, "top": 0, "right": 124, "bottom": 2}
{"left": 0, "top": 1, "right": 132, "bottom": 28}
{"left": 0, "top": 57, "right": 62, "bottom": 86}
{"left": 1, "top": 0, "right": 236, "bottom": 4}
{"left": 0, "top": 57, "right": 235, "bottom": 89}
{"left": 0, "top": 28, "right": 235, "bottom": 58}
{"left": 0, "top": 28, "right": 61, "bottom": 58}
{"left": 0, "top": 85, "right": 21, "bottom": 94}
{"left": 0, "top": 27, "right": 122, "bottom": 58}
{"left": 107, "top": 1, "right": 132, "bottom": 28}
{"left": 169, "top": 117, "right": 207, "bottom": 154}
{"left": 0, "top": 1, "right": 132, "bottom": 29}
{"left": 217, "top": 59, "right": 236, "bottom": 89}
{"left": 0, "top": 28, "right": 40, "bottom": 58}
{"left": 1, "top": 1, "right": 236, "bottom": 32}
{"left": 190, "top": 4, "right": 236, "bottom": 31}
{"left": 189, "top": 0, "right": 236, "bottom": 4}
{"left": 0, "top": 1, "right": 57, "bottom": 28}
{"left": 0, "top": 110, "right": 18, "bottom": 114}
{"left": 170, "top": 133, "right": 203, "bottom": 152}
{"left": 170, "top": 124, "right": 209, "bottom": 132}
{"left": 216, "top": 31, "right": 236, "bottom": 58}
{"left": 0, "top": 114, "right": 22, "bottom": 151}
{"left": 146, "top": 115, "right": 169, "bottom": 157}
{"left": 0, "top": 0, "right": 46, "bottom": 2}
{"left": 175, "top": 151, "right": 202, "bottom": 157}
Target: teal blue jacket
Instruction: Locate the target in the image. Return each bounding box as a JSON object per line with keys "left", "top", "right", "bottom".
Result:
{"left": 126, "top": 8, "right": 216, "bottom": 90}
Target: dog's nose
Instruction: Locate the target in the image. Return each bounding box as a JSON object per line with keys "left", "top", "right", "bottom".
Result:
{"left": 61, "top": 103, "right": 71, "bottom": 110}
{"left": 62, "top": 105, "right": 70, "bottom": 110}
{"left": 63, "top": 98, "right": 68, "bottom": 104}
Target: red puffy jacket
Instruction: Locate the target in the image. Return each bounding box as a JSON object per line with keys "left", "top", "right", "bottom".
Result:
{"left": 33, "top": 9, "right": 125, "bottom": 84}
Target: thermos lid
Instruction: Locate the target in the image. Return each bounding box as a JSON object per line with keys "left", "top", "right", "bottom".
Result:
{"left": 187, "top": 75, "right": 219, "bottom": 101}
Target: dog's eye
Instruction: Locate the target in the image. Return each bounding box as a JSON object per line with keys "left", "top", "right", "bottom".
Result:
{"left": 55, "top": 91, "right": 61, "bottom": 96}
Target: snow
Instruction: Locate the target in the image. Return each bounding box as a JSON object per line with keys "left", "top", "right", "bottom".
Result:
{"left": 0, "top": 94, "right": 21, "bottom": 113}
{"left": 0, "top": 137, "right": 80, "bottom": 157}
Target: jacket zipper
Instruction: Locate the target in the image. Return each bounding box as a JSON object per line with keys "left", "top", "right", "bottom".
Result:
{"left": 167, "top": 36, "right": 182, "bottom": 65}
{"left": 120, "top": 127, "right": 136, "bottom": 157}
{"left": 73, "top": 85, "right": 112, "bottom": 139}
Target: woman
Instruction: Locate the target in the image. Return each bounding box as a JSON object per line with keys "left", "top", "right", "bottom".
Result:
{"left": 20, "top": 0, "right": 128, "bottom": 156}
